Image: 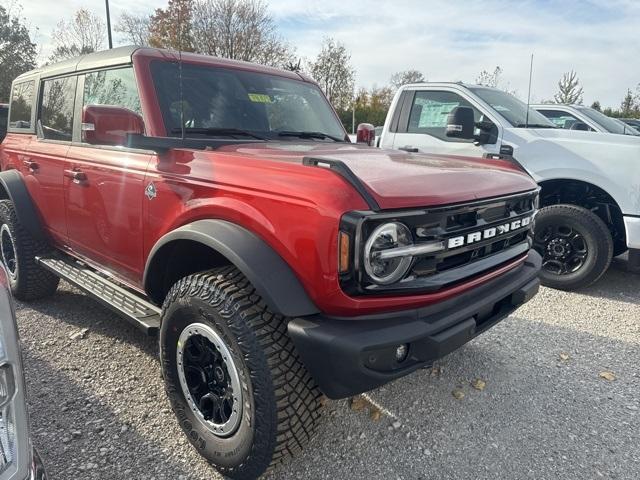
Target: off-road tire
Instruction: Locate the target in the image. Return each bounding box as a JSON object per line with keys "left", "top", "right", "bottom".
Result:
{"left": 0, "top": 200, "right": 59, "bottom": 300}
{"left": 160, "top": 266, "right": 323, "bottom": 480}
{"left": 534, "top": 204, "right": 613, "bottom": 290}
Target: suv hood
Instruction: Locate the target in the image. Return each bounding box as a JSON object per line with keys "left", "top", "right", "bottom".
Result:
{"left": 221, "top": 142, "right": 537, "bottom": 209}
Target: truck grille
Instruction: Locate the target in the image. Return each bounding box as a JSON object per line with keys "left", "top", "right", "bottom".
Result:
{"left": 353, "top": 189, "right": 539, "bottom": 295}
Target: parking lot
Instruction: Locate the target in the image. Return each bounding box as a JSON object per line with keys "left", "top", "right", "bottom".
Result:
{"left": 16, "top": 258, "right": 639, "bottom": 480}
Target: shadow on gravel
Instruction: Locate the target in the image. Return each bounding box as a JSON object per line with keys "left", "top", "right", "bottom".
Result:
{"left": 574, "top": 256, "right": 640, "bottom": 305}
{"left": 21, "top": 285, "right": 158, "bottom": 357}
{"left": 21, "top": 349, "right": 196, "bottom": 479}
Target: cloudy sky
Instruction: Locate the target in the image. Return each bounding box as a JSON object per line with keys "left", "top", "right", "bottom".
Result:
{"left": 15, "top": 0, "right": 640, "bottom": 108}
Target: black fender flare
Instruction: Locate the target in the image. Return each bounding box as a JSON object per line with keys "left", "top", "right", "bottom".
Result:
{"left": 0, "top": 170, "right": 46, "bottom": 242}
{"left": 143, "top": 219, "right": 320, "bottom": 317}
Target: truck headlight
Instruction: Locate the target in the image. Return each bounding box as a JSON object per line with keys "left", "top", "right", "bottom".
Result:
{"left": 364, "top": 222, "right": 414, "bottom": 284}
{"left": 0, "top": 267, "right": 32, "bottom": 480}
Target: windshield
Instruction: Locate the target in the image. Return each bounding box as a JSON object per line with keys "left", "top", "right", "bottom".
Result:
{"left": 576, "top": 107, "right": 640, "bottom": 135}
{"left": 150, "top": 61, "right": 346, "bottom": 142}
{"left": 468, "top": 87, "right": 557, "bottom": 128}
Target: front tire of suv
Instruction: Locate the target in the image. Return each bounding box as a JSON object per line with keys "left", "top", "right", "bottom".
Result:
{"left": 160, "top": 266, "right": 323, "bottom": 480}
{"left": 533, "top": 204, "right": 613, "bottom": 290}
{"left": 0, "top": 200, "right": 59, "bottom": 301}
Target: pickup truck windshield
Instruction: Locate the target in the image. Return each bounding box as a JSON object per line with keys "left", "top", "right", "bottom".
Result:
{"left": 151, "top": 61, "right": 346, "bottom": 141}
{"left": 576, "top": 106, "right": 640, "bottom": 135}
{"left": 469, "top": 87, "right": 556, "bottom": 128}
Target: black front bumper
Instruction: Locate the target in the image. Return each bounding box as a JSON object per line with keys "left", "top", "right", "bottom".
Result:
{"left": 288, "top": 250, "right": 541, "bottom": 399}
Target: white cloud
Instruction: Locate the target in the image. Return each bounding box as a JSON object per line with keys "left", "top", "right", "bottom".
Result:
{"left": 13, "top": 0, "right": 640, "bottom": 108}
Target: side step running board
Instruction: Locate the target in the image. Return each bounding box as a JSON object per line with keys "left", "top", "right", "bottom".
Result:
{"left": 36, "top": 256, "right": 161, "bottom": 335}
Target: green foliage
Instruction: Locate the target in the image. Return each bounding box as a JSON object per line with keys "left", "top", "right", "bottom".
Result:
{"left": 336, "top": 86, "right": 394, "bottom": 132}
{"left": 0, "top": 4, "right": 37, "bottom": 101}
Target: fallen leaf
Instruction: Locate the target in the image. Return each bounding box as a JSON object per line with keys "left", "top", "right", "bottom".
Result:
{"left": 599, "top": 371, "right": 616, "bottom": 381}
{"left": 430, "top": 365, "right": 443, "bottom": 377}
{"left": 452, "top": 389, "right": 465, "bottom": 400}
{"left": 319, "top": 395, "right": 329, "bottom": 407}
{"left": 350, "top": 396, "right": 367, "bottom": 412}
{"left": 369, "top": 407, "right": 382, "bottom": 421}
{"left": 559, "top": 352, "right": 570, "bottom": 361}
{"left": 471, "top": 379, "right": 486, "bottom": 391}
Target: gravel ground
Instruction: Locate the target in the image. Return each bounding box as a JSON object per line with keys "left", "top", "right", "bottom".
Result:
{"left": 16, "top": 257, "right": 639, "bottom": 480}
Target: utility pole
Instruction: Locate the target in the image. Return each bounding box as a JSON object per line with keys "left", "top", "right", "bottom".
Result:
{"left": 105, "top": 0, "right": 113, "bottom": 49}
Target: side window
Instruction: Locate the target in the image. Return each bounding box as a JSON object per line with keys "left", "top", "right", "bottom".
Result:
{"left": 406, "top": 91, "right": 483, "bottom": 142}
{"left": 39, "top": 76, "right": 77, "bottom": 141}
{"left": 83, "top": 67, "right": 142, "bottom": 115}
{"left": 537, "top": 109, "right": 590, "bottom": 130}
{"left": 9, "top": 81, "right": 35, "bottom": 129}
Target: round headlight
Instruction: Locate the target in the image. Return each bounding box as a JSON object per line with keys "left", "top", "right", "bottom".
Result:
{"left": 364, "top": 222, "right": 413, "bottom": 285}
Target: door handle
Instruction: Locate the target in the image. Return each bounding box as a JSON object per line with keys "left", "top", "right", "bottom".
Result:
{"left": 23, "top": 160, "right": 39, "bottom": 172}
{"left": 64, "top": 169, "right": 87, "bottom": 184}
{"left": 399, "top": 146, "right": 419, "bottom": 153}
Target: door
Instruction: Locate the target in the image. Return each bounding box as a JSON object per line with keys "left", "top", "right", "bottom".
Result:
{"left": 23, "top": 76, "right": 76, "bottom": 246}
{"left": 64, "top": 67, "right": 152, "bottom": 284}
{"left": 391, "top": 90, "right": 501, "bottom": 157}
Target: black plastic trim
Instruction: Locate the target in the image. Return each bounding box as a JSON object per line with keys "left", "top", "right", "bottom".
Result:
{"left": 127, "top": 133, "right": 266, "bottom": 153}
{"left": 144, "top": 219, "right": 319, "bottom": 317}
{"left": 302, "top": 156, "right": 380, "bottom": 211}
{"left": 0, "top": 169, "right": 46, "bottom": 242}
{"left": 288, "top": 250, "right": 541, "bottom": 399}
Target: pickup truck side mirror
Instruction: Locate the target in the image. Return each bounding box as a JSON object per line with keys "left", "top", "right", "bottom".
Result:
{"left": 445, "top": 106, "right": 475, "bottom": 139}
{"left": 356, "top": 123, "right": 375, "bottom": 146}
{"left": 82, "top": 105, "right": 145, "bottom": 146}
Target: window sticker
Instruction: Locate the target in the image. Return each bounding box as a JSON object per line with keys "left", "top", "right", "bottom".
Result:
{"left": 248, "top": 93, "right": 272, "bottom": 103}
{"left": 417, "top": 101, "right": 459, "bottom": 128}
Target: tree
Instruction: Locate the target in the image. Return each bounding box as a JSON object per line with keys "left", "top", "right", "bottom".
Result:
{"left": 309, "top": 38, "right": 355, "bottom": 111}
{"left": 620, "top": 89, "right": 635, "bottom": 117}
{"left": 115, "top": 12, "right": 151, "bottom": 46}
{"left": 0, "top": 4, "right": 37, "bottom": 101}
{"left": 591, "top": 101, "right": 601, "bottom": 112}
{"left": 390, "top": 70, "right": 425, "bottom": 89}
{"left": 476, "top": 66, "right": 503, "bottom": 88}
{"left": 50, "top": 8, "right": 105, "bottom": 62}
{"left": 191, "top": 0, "right": 295, "bottom": 67}
{"left": 149, "top": 0, "right": 194, "bottom": 51}
{"left": 554, "top": 70, "right": 583, "bottom": 105}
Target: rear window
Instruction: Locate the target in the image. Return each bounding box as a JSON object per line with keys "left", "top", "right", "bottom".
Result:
{"left": 39, "top": 76, "right": 77, "bottom": 141}
{"left": 9, "top": 81, "right": 35, "bottom": 129}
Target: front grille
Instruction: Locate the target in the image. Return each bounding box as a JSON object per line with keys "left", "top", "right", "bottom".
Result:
{"left": 339, "top": 189, "right": 539, "bottom": 296}
{"left": 408, "top": 191, "right": 537, "bottom": 280}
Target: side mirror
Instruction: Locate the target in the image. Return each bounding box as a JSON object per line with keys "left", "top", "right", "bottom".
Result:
{"left": 356, "top": 123, "right": 375, "bottom": 146}
{"left": 569, "top": 121, "right": 589, "bottom": 131}
{"left": 82, "top": 105, "right": 144, "bottom": 146}
{"left": 446, "top": 106, "right": 475, "bottom": 139}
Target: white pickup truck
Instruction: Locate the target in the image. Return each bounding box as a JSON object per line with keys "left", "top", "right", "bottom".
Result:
{"left": 378, "top": 82, "right": 640, "bottom": 290}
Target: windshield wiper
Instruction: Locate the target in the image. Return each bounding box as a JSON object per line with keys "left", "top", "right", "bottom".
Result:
{"left": 170, "top": 127, "right": 267, "bottom": 140}
{"left": 277, "top": 130, "right": 345, "bottom": 142}
{"left": 515, "top": 123, "right": 557, "bottom": 129}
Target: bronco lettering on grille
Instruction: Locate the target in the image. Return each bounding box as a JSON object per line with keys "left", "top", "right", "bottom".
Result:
{"left": 446, "top": 216, "right": 532, "bottom": 249}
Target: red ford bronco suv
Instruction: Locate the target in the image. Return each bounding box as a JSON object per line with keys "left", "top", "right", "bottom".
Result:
{"left": 0, "top": 47, "right": 541, "bottom": 479}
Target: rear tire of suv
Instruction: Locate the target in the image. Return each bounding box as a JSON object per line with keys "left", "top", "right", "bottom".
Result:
{"left": 533, "top": 204, "right": 613, "bottom": 290}
{"left": 0, "top": 200, "right": 59, "bottom": 301}
{"left": 160, "top": 266, "right": 323, "bottom": 480}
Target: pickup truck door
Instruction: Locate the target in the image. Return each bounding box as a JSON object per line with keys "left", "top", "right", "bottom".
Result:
{"left": 64, "top": 68, "right": 151, "bottom": 285}
{"left": 390, "top": 89, "right": 502, "bottom": 157}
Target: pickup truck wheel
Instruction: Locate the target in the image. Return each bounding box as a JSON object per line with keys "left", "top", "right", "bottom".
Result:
{"left": 0, "top": 200, "right": 59, "bottom": 300}
{"left": 532, "top": 204, "right": 613, "bottom": 290}
{"left": 160, "top": 266, "right": 323, "bottom": 480}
